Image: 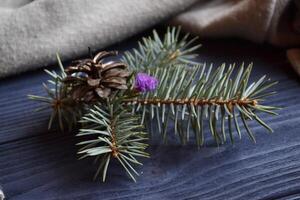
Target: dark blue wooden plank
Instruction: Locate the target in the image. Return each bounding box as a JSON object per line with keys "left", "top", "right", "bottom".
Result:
{"left": 1, "top": 33, "right": 300, "bottom": 200}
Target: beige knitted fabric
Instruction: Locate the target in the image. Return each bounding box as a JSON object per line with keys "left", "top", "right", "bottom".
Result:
{"left": 0, "top": 0, "right": 198, "bottom": 77}
{"left": 0, "top": 0, "right": 299, "bottom": 78}
{"left": 170, "top": 0, "right": 300, "bottom": 75}
{"left": 171, "top": 0, "right": 300, "bottom": 46}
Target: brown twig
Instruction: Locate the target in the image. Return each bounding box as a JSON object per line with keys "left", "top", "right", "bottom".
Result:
{"left": 123, "top": 98, "right": 258, "bottom": 107}
{"left": 109, "top": 118, "right": 119, "bottom": 158}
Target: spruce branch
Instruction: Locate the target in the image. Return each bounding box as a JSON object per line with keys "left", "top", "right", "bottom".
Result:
{"left": 27, "top": 27, "right": 280, "bottom": 182}
{"left": 28, "top": 54, "right": 83, "bottom": 131}
{"left": 122, "top": 26, "right": 201, "bottom": 70}
{"left": 77, "top": 100, "right": 149, "bottom": 182}
{"left": 124, "top": 63, "right": 279, "bottom": 146}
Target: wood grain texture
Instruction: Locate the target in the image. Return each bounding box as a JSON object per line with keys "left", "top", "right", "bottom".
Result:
{"left": 1, "top": 30, "right": 300, "bottom": 200}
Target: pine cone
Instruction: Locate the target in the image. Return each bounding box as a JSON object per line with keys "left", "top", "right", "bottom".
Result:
{"left": 63, "top": 51, "right": 130, "bottom": 102}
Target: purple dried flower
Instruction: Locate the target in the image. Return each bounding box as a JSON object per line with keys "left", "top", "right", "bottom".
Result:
{"left": 135, "top": 73, "right": 158, "bottom": 92}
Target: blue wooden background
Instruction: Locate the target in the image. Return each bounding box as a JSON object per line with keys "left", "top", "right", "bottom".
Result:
{"left": 1, "top": 29, "right": 300, "bottom": 200}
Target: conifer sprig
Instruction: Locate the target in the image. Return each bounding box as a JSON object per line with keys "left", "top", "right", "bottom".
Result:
{"left": 28, "top": 27, "right": 279, "bottom": 182}
{"left": 124, "top": 64, "right": 279, "bottom": 146}
{"left": 28, "top": 54, "right": 82, "bottom": 131}
{"left": 122, "top": 27, "right": 201, "bottom": 70}
{"left": 77, "top": 100, "right": 148, "bottom": 182}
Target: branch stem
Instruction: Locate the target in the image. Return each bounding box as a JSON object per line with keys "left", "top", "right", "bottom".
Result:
{"left": 110, "top": 118, "right": 119, "bottom": 158}
{"left": 123, "top": 98, "right": 258, "bottom": 107}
